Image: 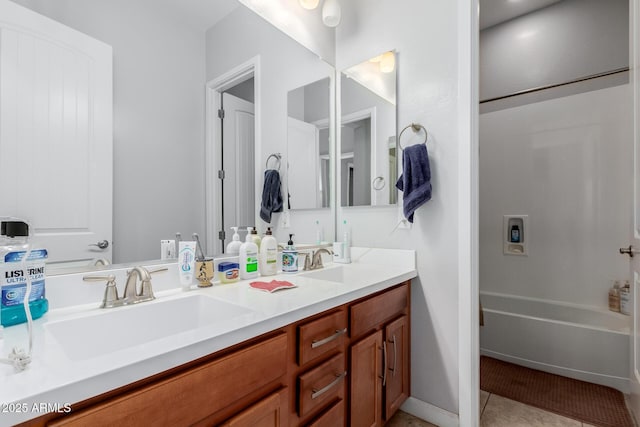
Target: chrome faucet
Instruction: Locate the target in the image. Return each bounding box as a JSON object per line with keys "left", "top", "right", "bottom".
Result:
{"left": 83, "top": 266, "right": 167, "bottom": 308}
{"left": 308, "top": 248, "right": 333, "bottom": 270}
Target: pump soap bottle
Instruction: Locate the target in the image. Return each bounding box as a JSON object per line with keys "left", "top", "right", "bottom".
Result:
{"left": 250, "top": 226, "right": 262, "bottom": 250}
{"left": 282, "top": 234, "right": 298, "bottom": 273}
{"left": 239, "top": 227, "right": 259, "bottom": 279}
{"left": 226, "top": 227, "right": 242, "bottom": 255}
{"left": 259, "top": 227, "right": 278, "bottom": 276}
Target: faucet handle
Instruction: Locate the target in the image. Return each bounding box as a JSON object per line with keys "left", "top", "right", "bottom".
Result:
{"left": 300, "top": 252, "right": 312, "bottom": 271}
{"left": 140, "top": 267, "right": 168, "bottom": 298}
{"left": 83, "top": 274, "right": 118, "bottom": 308}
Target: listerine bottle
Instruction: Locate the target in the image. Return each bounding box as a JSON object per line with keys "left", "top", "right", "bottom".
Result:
{"left": 0, "top": 220, "right": 49, "bottom": 327}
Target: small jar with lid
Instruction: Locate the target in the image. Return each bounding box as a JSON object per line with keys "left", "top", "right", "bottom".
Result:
{"left": 218, "top": 261, "right": 239, "bottom": 284}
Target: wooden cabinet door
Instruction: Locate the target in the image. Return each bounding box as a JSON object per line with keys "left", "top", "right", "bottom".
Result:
{"left": 221, "top": 388, "right": 288, "bottom": 427}
{"left": 384, "top": 315, "right": 409, "bottom": 420}
{"left": 350, "top": 330, "right": 383, "bottom": 427}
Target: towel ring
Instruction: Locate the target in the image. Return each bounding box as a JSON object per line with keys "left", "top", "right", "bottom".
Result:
{"left": 398, "top": 123, "right": 428, "bottom": 151}
{"left": 266, "top": 153, "right": 281, "bottom": 171}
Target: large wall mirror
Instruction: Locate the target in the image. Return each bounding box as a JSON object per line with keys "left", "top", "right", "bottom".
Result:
{"left": 4, "top": 0, "right": 336, "bottom": 274}
{"left": 287, "top": 77, "right": 331, "bottom": 210}
{"left": 339, "top": 51, "right": 397, "bottom": 207}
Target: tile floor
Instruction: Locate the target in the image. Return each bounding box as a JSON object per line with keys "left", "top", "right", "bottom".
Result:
{"left": 386, "top": 390, "right": 613, "bottom": 426}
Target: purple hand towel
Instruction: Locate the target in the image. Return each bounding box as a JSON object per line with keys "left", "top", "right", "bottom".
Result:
{"left": 395, "top": 143, "right": 432, "bottom": 223}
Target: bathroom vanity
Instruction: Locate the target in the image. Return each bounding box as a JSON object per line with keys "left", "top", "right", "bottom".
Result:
{"left": 1, "top": 248, "right": 416, "bottom": 427}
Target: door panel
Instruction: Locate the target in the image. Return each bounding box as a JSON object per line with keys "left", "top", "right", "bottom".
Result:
{"left": 221, "top": 92, "right": 254, "bottom": 249}
{"left": 350, "top": 330, "right": 382, "bottom": 427}
{"left": 384, "top": 315, "right": 409, "bottom": 420}
{"left": 0, "top": 0, "right": 112, "bottom": 263}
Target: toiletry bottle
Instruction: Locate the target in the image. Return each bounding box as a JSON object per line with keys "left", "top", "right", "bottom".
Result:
{"left": 609, "top": 281, "right": 621, "bottom": 312}
{"left": 239, "top": 231, "right": 259, "bottom": 279}
{"left": 315, "top": 220, "right": 323, "bottom": 245}
{"left": 0, "top": 220, "right": 49, "bottom": 327}
{"left": 282, "top": 234, "right": 298, "bottom": 273}
{"left": 259, "top": 227, "right": 278, "bottom": 276}
{"left": 621, "top": 280, "right": 631, "bottom": 315}
{"left": 250, "top": 226, "right": 262, "bottom": 250}
{"left": 226, "top": 226, "right": 242, "bottom": 255}
{"left": 342, "top": 220, "right": 351, "bottom": 263}
{"left": 510, "top": 225, "right": 521, "bottom": 243}
{"left": 178, "top": 241, "right": 196, "bottom": 291}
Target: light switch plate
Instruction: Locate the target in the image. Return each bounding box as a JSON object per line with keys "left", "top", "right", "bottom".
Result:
{"left": 281, "top": 211, "right": 291, "bottom": 228}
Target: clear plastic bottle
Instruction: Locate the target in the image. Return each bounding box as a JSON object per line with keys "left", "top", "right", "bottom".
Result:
{"left": 0, "top": 220, "right": 49, "bottom": 327}
{"left": 609, "top": 281, "right": 621, "bottom": 313}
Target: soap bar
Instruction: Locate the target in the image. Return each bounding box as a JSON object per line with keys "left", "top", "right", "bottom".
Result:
{"left": 249, "top": 280, "right": 297, "bottom": 293}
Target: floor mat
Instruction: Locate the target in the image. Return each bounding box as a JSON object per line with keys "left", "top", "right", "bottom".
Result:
{"left": 480, "top": 356, "right": 634, "bottom": 427}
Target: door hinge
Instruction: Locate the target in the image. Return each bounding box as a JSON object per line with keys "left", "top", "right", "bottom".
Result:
{"left": 218, "top": 170, "right": 225, "bottom": 180}
{"left": 218, "top": 230, "right": 226, "bottom": 241}
{"left": 218, "top": 108, "right": 225, "bottom": 119}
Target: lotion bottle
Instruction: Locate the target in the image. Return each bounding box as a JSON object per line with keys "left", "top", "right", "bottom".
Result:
{"left": 621, "top": 280, "right": 631, "bottom": 315}
{"left": 250, "top": 226, "right": 262, "bottom": 250}
{"left": 259, "top": 227, "right": 278, "bottom": 276}
{"left": 226, "top": 227, "right": 242, "bottom": 255}
{"left": 239, "top": 229, "right": 259, "bottom": 279}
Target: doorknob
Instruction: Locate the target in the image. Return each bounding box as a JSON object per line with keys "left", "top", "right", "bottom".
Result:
{"left": 619, "top": 245, "right": 640, "bottom": 258}
{"left": 89, "top": 240, "right": 109, "bottom": 250}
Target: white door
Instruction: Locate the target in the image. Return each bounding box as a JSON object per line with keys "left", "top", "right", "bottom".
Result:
{"left": 221, "top": 92, "right": 254, "bottom": 249}
{"left": 0, "top": 0, "right": 112, "bottom": 264}
{"left": 287, "top": 117, "right": 319, "bottom": 209}
{"left": 630, "top": 0, "right": 640, "bottom": 417}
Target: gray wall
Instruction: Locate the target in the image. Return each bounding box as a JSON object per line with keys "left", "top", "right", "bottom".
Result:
{"left": 480, "top": 0, "right": 629, "bottom": 101}
{"left": 11, "top": 0, "right": 206, "bottom": 263}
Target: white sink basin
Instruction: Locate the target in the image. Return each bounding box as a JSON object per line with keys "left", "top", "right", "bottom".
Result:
{"left": 45, "top": 295, "right": 254, "bottom": 361}
{"left": 301, "top": 266, "right": 348, "bottom": 283}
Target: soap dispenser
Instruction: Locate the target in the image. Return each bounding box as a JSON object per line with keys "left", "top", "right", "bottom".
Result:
{"left": 239, "top": 227, "right": 259, "bottom": 279}
{"left": 226, "top": 227, "right": 242, "bottom": 255}
{"left": 282, "top": 234, "right": 298, "bottom": 273}
{"left": 259, "top": 227, "right": 278, "bottom": 276}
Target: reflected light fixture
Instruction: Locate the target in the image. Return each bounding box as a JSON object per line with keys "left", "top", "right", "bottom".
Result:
{"left": 299, "top": 0, "right": 320, "bottom": 10}
{"left": 322, "top": 0, "right": 341, "bottom": 27}
{"left": 379, "top": 51, "right": 395, "bottom": 73}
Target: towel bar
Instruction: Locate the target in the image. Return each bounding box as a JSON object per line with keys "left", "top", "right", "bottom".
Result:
{"left": 398, "top": 123, "right": 428, "bottom": 151}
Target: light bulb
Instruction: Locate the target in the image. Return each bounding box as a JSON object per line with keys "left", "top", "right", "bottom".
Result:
{"left": 299, "top": 0, "right": 320, "bottom": 10}
{"left": 322, "top": 0, "right": 341, "bottom": 27}
{"left": 380, "top": 51, "right": 395, "bottom": 73}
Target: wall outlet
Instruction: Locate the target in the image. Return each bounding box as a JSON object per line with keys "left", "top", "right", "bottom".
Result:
{"left": 281, "top": 211, "right": 291, "bottom": 228}
{"left": 161, "top": 239, "right": 176, "bottom": 259}
{"left": 397, "top": 208, "right": 411, "bottom": 229}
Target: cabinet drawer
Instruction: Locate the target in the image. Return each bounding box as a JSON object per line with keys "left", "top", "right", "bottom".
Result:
{"left": 298, "top": 310, "right": 347, "bottom": 366}
{"left": 49, "top": 333, "right": 288, "bottom": 427}
{"left": 298, "top": 353, "right": 346, "bottom": 418}
{"left": 350, "top": 283, "right": 408, "bottom": 339}
{"left": 220, "top": 388, "right": 288, "bottom": 427}
{"left": 306, "top": 399, "right": 345, "bottom": 427}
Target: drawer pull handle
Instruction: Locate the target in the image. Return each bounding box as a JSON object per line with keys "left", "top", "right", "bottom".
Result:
{"left": 311, "top": 371, "right": 347, "bottom": 399}
{"left": 311, "top": 328, "right": 347, "bottom": 349}
{"left": 379, "top": 342, "right": 388, "bottom": 386}
{"left": 388, "top": 335, "right": 397, "bottom": 377}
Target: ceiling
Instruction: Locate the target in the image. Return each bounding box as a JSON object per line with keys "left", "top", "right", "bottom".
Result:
{"left": 148, "top": 0, "right": 240, "bottom": 32}
{"left": 479, "top": 0, "right": 563, "bottom": 30}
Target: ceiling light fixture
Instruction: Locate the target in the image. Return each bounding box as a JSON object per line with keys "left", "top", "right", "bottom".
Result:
{"left": 299, "top": 0, "right": 320, "bottom": 10}
{"left": 379, "top": 51, "right": 395, "bottom": 73}
{"left": 322, "top": 0, "right": 341, "bottom": 27}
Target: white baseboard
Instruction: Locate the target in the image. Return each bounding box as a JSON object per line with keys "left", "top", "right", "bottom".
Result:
{"left": 401, "top": 396, "right": 459, "bottom": 427}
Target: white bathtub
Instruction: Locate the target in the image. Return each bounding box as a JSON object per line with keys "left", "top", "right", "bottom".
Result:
{"left": 480, "top": 291, "right": 631, "bottom": 393}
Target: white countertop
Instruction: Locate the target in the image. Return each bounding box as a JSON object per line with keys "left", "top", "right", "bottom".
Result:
{"left": 0, "top": 248, "right": 416, "bottom": 426}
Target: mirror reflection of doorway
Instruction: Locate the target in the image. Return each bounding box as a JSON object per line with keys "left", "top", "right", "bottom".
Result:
{"left": 220, "top": 79, "right": 255, "bottom": 252}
